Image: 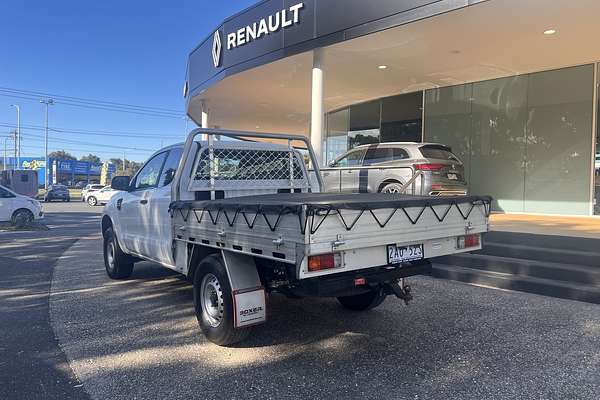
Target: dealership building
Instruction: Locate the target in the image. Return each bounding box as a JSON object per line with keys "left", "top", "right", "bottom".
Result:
{"left": 185, "top": 0, "right": 600, "bottom": 216}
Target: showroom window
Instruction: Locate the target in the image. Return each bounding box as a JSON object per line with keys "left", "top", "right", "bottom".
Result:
{"left": 381, "top": 92, "right": 423, "bottom": 143}
{"left": 348, "top": 100, "right": 380, "bottom": 148}
{"left": 424, "top": 64, "right": 595, "bottom": 215}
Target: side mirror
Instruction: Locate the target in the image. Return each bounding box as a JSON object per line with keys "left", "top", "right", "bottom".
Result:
{"left": 328, "top": 161, "right": 337, "bottom": 168}
{"left": 111, "top": 176, "right": 131, "bottom": 191}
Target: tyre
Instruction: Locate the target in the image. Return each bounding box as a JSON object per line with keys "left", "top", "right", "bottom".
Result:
{"left": 337, "top": 288, "right": 387, "bottom": 311}
{"left": 103, "top": 226, "right": 134, "bottom": 279}
{"left": 66, "top": 197, "right": 71, "bottom": 202}
{"left": 193, "top": 254, "right": 251, "bottom": 346}
{"left": 87, "top": 196, "right": 98, "bottom": 206}
{"left": 380, "top": 182, "right": 404, "bottom": 194}
{"left": 11, "top": 209, "right": 34, "bottom": 227}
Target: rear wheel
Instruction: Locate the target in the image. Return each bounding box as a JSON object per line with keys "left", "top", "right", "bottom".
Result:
{"left": 103, "top": 226, "right": 134, "bottom": 279}
{"left": 193, "top": 254, "right": 251, "bottom": 346}
{"left": 87, "top": 196, "right": 98, "bottom": 206}
{"left": 11, "top": 209, "right": 34, "bottom": 227}
{"left": 337, "top": 288, "right": 387, "bottom": 311}
{"left": 380, "top": 182, "right": 404, "bottom": 194}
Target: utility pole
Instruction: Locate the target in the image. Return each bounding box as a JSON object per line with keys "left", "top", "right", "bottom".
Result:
{"left": 2, "top": 134, "right": 14, "bottom": 171}
{"left": 10, "top": 104, "right": 20, "bottom": 169}
{"left": 40, "top": 99, "right": 54, "bottom": 190}
{"left": 122, "top": 151, "right": 126, "bottom": 174}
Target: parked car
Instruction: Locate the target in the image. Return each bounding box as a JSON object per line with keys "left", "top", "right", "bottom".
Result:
{"left": 322, "top": 143, "right": 468, "bottom": 196}
{"left": 81, "top": 184, "right": 105, "bottom": 201}
{"left": 85, "top": 186, "right": 120, "bottom": 206}
{"left": 0, "top": 184, "right": 43, "bottom": 225}
{"left": 44, "top": 184, "right": 70, "bottom": 202}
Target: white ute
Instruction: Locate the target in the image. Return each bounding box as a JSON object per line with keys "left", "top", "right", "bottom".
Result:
{"left": 102, "top": 129, "right": 491, "bottom": 346}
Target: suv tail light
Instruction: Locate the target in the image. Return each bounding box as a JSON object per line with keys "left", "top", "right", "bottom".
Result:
{"left": 457, "top": 234, "right": 481, "bottom": 249}
{"left": 308, "top": 253, "right": 341, "bottom": 272}
{"left": 415, "top": 163, "right": 445, "bottom": 171}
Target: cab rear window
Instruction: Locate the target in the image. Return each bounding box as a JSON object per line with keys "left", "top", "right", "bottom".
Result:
{"left": 419, "top": 145, "right": 460, "bottom": 162}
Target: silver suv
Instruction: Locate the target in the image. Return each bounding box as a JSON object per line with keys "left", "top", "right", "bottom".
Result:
{"left": 322, "top": 143, "right": 467, "bottom": 196}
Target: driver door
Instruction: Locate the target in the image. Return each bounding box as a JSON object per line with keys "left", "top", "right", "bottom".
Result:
{"left": 325, "top": 149, "right": 366, "bottom": 192}
{"left": 119, "top": 152, "right": 168, "bottom": 258}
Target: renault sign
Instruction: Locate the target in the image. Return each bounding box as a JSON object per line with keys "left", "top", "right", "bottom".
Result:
{"left": 225, "top": 2, "right": 304, "bottom": 51}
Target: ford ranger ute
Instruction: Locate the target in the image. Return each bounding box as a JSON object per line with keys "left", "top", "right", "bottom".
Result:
{"left": 102, "top": 128, "right": 491, "bottom": 346}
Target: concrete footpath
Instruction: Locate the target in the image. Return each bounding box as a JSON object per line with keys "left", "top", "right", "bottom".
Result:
{"left": 50, "top": 237, "right": 600, "bottom": 400}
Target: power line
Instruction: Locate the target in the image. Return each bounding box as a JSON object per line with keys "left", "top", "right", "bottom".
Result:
{"left": 21, "top": 130, "right": 156, "bottom": 152}
{"left": 0, "top": 122, "right": 185, "bottom": 139}
{"left": 0, "top": 86, "right": 184, "bottom": 114}
{"left": 0, "top": 91, "right": 186, "bottom": 119}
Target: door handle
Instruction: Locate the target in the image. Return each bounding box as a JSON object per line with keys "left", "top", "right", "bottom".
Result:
{"left": 140, "top": 199, "right": 148, "bottom": 205}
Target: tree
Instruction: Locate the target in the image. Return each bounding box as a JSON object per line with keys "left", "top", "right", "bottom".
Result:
{"left": 80, "top": 154, "right": 101, "bottom": 163}
{"left": 110, "top": 158, "right": 143, "bottom": 176}
{"left": 48, "top": 150, "right": 76, "bottom": 160}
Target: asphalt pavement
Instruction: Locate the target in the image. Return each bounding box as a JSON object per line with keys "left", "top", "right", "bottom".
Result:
{"left": 0, "top": 201, "right": 100, "bottom": 400}
{"left": 2, "top": 201, "right": 600, "bottom": 399}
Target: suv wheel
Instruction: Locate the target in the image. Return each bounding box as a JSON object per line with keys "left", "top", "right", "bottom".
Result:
{"left": 380, "top": 182, "right": 404, "bottom": 194}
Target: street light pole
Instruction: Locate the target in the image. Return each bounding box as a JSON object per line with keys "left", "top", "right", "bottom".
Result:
{"left": 40, "top": 99, "right": 54, "bottom": 190}
{"left": 10, "top": 104, "right": 20, "bottom": 170}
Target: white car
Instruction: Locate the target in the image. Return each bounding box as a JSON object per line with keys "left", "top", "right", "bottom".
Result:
{"left": 81, "top": 184, "right": 105, "bottom": 202}
{"left": 0, "top": 184, "right": 43, "bottom": 225}
{"left": 86, "top": 186, "right": 121, "bottom": 206}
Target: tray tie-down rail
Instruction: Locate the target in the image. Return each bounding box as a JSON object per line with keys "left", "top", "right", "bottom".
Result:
{"left": 169, "top": 196, "right": 492, "bottom": 236}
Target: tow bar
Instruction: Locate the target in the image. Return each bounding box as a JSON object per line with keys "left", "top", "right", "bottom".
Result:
{"left": 384, "top": 278, "right": 413, "bottom": 305}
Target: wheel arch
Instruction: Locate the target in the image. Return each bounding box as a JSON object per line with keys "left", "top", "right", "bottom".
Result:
{"left": 101, "top": 215, "right": 113, "bottom": 238}
{"left": 12, "top": 208, "right": 34, "bottom": 219}
{"left": 377, "top": 179, "right": 403, "bottom": 193}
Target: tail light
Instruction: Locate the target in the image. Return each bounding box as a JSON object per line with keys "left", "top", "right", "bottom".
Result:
{"left": 457, "top": 234, "right": 481, "bottom": 249}
{"left": 415, "top": 163, "right": 445, "bottom": 171}
{"left": 308, "top": 253, "right": 341, "bottom": 272}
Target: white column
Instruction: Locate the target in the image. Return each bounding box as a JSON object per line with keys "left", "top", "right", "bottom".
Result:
{"left": 201, "top": 101, "right": 209, "bottom": 141}
{"left": 310, "top": 49, "right": 324, "bottom": 167}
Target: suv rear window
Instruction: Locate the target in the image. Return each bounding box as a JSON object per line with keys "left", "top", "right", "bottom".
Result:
{"left": 419, "top": 145, "right": 460, "bottom": 162}
{"left": 363, "top": 147, "right": 409, "bottom": 165}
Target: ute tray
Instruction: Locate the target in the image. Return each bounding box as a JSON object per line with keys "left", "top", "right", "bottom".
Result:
{"left": 169, "top": 193, "right": 492, "bottom": 234}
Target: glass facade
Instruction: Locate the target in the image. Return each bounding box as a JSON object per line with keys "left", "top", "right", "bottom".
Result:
{"left": 595, "top": 64, "right": 600, "bottom": 215}
{"left": 324, "top": 92, "right": 423, "bottom": 164}
{"left": 324, "top": 64, "right": 598, "bottom": 215}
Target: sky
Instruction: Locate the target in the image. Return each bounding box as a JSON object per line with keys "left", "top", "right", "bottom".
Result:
{"left": 0, "top": 0, "right": 256, "bottom": 162}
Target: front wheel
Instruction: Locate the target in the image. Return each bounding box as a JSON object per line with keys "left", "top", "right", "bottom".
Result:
{"left": 193, "top": 254, "right": 251, "bottom": 346}
{"left": 337, "top": 288, "right": 387, "bottom": 311}
{"left": 11, "top": 209, "right": 34, "bottom": 227}
{"left": 87, "top": 196, "right": 97, "bottom": 206}
{"left": 103, "top": 227, "right": 134, "bottom": 279}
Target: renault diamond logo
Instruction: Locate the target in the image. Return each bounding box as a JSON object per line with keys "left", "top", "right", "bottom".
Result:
{"left": 212, "top": 31, "right": 222, "bottom": 68}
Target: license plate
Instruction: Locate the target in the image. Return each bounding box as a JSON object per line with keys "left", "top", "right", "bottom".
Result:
{"left": 447, "top": 173, "right": 458, "bottom": 180}
{"left": 387, "top": 244, "right": 424, "bottom": 264}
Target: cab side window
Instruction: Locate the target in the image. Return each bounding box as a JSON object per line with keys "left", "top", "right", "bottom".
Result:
{"left": 133, "top": 152, "right": 168, "bottom": 190}
{"left": 159, "top": 148, "right": 183, "bottom": 187}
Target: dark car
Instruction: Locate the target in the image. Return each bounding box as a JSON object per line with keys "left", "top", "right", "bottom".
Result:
{"left": 44, "top": 184, "right": 71, "bottom": 202}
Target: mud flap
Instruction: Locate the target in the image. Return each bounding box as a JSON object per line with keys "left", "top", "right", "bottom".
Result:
{"left": 221, "top": 250, "right": 267, "bottom": 329}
